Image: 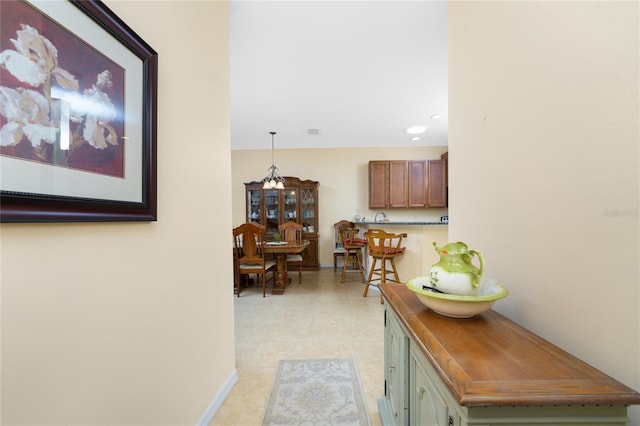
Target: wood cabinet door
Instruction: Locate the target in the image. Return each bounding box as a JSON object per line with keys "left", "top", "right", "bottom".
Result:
{"left": 369, "top": 159, "right": 444, "bottom": 209}
{"left": 427, "top": 160, "right": 447, "bottom": 208}
{"left": 369, "top": 161, "right": 388, "bottom": 209}
{"left": 388, "top": 161, "right": 408, "bottom": 208}
{"left": 408, "top": 160, "right": 427, "bottom": 207}
{"left": 301, "top": 236, "right": 319, "bottom": 269}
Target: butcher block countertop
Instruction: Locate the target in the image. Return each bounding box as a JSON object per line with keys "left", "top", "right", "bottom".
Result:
{"left": 379, "top": 282, "right": 640, "bottom": 407}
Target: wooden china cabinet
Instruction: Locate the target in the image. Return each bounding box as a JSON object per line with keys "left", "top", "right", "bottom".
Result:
{"left": 245, "top": 176, "right": 319, "bottom": 270}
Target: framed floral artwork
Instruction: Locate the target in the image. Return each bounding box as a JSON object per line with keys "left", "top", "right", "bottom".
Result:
{"left": 0, "top": 0, "right": 157, "bottom": 222}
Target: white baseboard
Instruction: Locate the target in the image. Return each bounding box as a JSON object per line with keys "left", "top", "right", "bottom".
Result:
{"left": 196, "top": 369, "right": 238, "bottom": 426}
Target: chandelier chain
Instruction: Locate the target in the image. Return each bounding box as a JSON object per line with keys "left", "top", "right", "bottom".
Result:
{"left": 262, "top": 131, "right": 285, "bottom": 189}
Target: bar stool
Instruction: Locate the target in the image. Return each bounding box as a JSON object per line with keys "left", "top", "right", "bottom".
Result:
{"left": 364, "top": 229, "right": 406, "bottom": 302}
{"left": 340, "top": 227, "right": 366, "bottom": 283}
{"left": 333, "top": 220, "right": 355, "bottom": 271}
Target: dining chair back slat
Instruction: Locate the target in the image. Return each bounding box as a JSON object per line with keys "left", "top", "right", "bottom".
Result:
{"left": 233, "top": 222, "right": 276, "bottom": 297}
{"left": 279, "top": 221, "right": 304, "bottom": 283}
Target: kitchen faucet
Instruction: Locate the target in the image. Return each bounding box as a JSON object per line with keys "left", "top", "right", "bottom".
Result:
{"left": 375, "top": 212, "right": 387, "bottom": 222}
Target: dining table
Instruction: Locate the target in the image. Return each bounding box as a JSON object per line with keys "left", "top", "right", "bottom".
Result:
{"left": 263, "top": 240, "right": 310, "bottom": 294}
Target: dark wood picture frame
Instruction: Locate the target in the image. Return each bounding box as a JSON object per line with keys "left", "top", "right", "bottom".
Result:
{"left": 0, "top": 0, "right": 158, "bottom": 222}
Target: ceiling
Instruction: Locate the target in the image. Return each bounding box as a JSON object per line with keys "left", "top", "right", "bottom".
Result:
{"left": 230, "top": 1, "right": 448, "bottom": 150}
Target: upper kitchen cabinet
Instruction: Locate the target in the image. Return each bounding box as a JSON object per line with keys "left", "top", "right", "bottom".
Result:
{"left": 427, "top": 159, "right": 447, "bottom": 208}
{"left": 369, "top": 161, "right": 388, "bottom": 208}
{"left": 369, "top": 161, "right": 408, "bottom": 208}
{"left": 408, "top": 160, "right": 427, "bottom": 208}
{"left": 369, "top": 158, "right": 448, "bottom": 209}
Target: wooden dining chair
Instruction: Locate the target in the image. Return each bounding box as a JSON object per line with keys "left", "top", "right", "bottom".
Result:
{"left": 333, "top": 220, "right": 355, "bottom": 270}
{"left": 278, "top": 221, "right": 304, "bottom": 284}
{"left": 233, "top": 222, "right": 276, "bottom": 297}
{"left": 364, "top": 228, "right": 406, "bottom": 302}
{"left": 340, "top": 227, "right": 366, "bottom": 284}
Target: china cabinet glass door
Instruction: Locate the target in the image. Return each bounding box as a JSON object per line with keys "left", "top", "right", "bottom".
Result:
{"left": 301, "top": 188, "right": 316, "bottom": 233}
{"left": 264, "top": 189, "right": 280, "bottom": 234}
{"left": 283, "top": 189, "right": 297, "bottom": 223}
{"left": 247, "top": 189, "right": 262, "bottom": 225}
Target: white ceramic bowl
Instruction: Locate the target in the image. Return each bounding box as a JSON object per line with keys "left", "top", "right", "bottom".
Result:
{"left": 406, "top": 276, "right": 509, "bottom": 318}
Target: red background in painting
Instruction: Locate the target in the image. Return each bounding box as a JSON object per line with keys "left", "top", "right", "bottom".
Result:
{"left": 0, "top": 0, "right": 126, "bottom": 178}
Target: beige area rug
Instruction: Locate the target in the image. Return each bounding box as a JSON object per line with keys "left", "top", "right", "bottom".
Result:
{"left": 262, "top": 358, "right": 372, "bottom": 426}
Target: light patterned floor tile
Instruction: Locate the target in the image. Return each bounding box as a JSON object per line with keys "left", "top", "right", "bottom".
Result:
{"left": 213, "top": 267, "right": 385, "bottom": 425}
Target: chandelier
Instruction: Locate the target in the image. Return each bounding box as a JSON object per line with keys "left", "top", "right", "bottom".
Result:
{"left": 262, "top": 131, "right": 285, "bottom": 189}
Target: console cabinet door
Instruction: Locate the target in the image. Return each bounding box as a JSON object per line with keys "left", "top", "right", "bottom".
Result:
{"left": 388, "top": 311, "right": 408, "bottom": 425}
{"left": 380, "top": 307, "right": 410, "bottom": 426}
{"left": 410, "top": 346, "right": 454, "bottom": 426}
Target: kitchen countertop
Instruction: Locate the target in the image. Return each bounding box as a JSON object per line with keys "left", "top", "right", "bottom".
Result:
{"left": 355, "top": 220, "right": 447, "bottom": 226}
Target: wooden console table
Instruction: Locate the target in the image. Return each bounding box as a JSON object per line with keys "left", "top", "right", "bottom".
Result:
{"left": 379, "top": 282, "right": 640, "bottom": 425}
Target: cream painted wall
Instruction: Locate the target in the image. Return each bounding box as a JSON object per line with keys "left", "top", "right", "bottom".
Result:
{"left": 449, "top": 1, "right": 639, "bottom": 423}
{"left": 231, "top": 146, "right": 449, "bottom": 279}
{"left": 1, "top": 1, "right": 234, "bottom": 424}
{"left": 4, "top": 1, "right": 635, "bottom": 424}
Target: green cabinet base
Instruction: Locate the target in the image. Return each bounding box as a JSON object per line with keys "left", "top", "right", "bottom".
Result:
{"left": 379, "top": 283, "right": 639, "bottom": 426}
{"left": 377, "top": 398, "right": 396, "bottom": 426}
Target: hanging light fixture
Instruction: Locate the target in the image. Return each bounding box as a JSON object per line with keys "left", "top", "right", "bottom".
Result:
{"left": 262, "top": 131, "right": 285, "bottom": 189}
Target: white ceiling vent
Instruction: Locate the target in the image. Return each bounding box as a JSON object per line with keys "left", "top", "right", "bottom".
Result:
{"left": 307, "top": 129, "right": 320, "bottom": 135}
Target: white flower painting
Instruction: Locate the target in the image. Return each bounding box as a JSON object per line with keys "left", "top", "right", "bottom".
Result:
{"left": 0, "top": 2, "right": 125, "bottom": 178}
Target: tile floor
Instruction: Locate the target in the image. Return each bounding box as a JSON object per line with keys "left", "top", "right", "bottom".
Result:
{"left": 211, "top": 267, "right": 384, "bottom": 426}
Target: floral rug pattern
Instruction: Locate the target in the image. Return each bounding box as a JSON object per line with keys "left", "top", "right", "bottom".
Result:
{"left": 262, "top": 358, "right": 371, "bottom": 426}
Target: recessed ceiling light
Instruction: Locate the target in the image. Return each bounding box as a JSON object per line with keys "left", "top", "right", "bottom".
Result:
{"left": 410, "top": 137, "right": 421, "bottom": 141}
{"left": 431, "top": 114, "right": 442, "bottom": 120}
{"left": 405, "top": 125, "right": 427, "bottom": 135}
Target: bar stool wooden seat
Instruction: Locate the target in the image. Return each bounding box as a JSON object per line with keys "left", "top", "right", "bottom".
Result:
{"left": 339, "top": 227, "right": 366, "bottom": 283}
{"left": 364, "top": 229, "right": 406, "bottom": 302}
